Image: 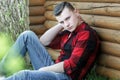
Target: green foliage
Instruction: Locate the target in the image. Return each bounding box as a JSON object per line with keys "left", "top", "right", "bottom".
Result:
{"left": 0, "top": 32, "right": 26, "bottom": 76}
{"left": 0, "top": 33, "right": 13, "bottom": 60}
{"left": 5, "top": 55, "right": 26, "bottom": 76}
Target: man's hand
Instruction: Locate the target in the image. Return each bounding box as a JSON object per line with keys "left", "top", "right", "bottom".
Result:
{"left": 39, "top": 62, "right": 64, "bottom": 73}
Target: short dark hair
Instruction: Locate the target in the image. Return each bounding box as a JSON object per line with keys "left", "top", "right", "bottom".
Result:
{"left": 54, "top": 1, "right": 75, "bottom": 16}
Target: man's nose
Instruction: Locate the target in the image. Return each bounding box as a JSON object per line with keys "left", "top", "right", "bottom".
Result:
{"left": 64, "top": 21, "right": 69, "bottom": 27}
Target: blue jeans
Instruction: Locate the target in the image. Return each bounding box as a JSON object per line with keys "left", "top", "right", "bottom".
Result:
{"left": 0, "top": 31, "right": 71, "bottom": 80}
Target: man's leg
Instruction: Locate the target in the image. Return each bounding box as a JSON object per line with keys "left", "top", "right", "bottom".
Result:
{"left": 16, "top": 31, "right": 54, "bottom": 69}
{"left": 0, "top": 31, "right": 54, "bottom": 74}
{"left": 5, "top": 70, "right": 71, "bottom": 80}
{"left": 0, "top": 31, "right": 71, "bottom": 80}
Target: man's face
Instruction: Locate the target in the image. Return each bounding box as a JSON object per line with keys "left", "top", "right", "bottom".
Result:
{"left": 56, "top": 7, "right": 80, "bottom": 32}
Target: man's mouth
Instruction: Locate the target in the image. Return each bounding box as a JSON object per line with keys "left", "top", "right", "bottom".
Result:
{"left": 67, "top": 26, "right": 72, "bottom": 30}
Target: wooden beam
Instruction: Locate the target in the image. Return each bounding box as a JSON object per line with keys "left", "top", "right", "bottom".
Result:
{"left": 92, "top": 27, "right": 120, "bottom": 44}
{"left": 29, "top": 6, "right": 45, "bottom": 16}
{"left": 96, "top": 65, "right": 120, "bottom": 79}
{"left": 29, "top": 16, "right": 46, "bottom": 25}
{"left": 47, "top": 48, "right": 60, "bottom": 60}
{"left": 79, "top": 7, "right": 120, "bottom": 17}
{"left": 101, "top": 41, "right": 120, "bottom": 57}
{"left": 29, "top": 0, "right": 45, "bottom": 6}
{"left": 44, "top": 20, "right": 58, "bottom": 29}
{"left": 44, "top": 11, "right": 56, "bottom": 21}
{"left": 98, "top": 53, "right": 120, "bottom": 70}
{"left": 30, "top": 25, "right": 47, "bottom": 35}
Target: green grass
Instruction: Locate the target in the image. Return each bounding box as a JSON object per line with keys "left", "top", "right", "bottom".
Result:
{"left": 85, "top": 66, "right": 108, "bottom": 80}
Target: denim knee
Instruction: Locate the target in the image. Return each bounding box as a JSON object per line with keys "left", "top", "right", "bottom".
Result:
{"left": 17, "top": 30, "right": 38, "bottom": 42}
{"left": 19, "top": 30, "right": 36, "bottom": 38}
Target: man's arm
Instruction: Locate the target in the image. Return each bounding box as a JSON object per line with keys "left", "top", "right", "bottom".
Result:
{"left": 40, "top": 23, "right": 63, "bottom": 46}
{"left": 39, "top": 62, "right": 64, "bottom": 73}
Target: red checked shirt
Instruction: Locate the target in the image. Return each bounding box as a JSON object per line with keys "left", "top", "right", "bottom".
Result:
{"left": 48, "top": 22, "right": 100, "bottom": 80}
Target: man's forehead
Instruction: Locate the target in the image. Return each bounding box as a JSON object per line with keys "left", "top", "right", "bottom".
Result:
{"left": 56, "top": 7, "right": 72, "bottom": 22}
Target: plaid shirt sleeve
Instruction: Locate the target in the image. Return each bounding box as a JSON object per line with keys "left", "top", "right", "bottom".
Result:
{"left": 64, "top": 30, "right": 91, "bottom": 75}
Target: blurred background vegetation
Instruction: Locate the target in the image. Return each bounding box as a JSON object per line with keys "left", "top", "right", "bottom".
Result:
{"left": 0, "top": 0, "right": 29, "bottom": 76}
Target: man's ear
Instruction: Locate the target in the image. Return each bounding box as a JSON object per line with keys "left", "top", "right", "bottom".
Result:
{"left": 74, "top": 9, "right": 79, "bottom": 14}
{"left": 74, "top": 9, "right": 83, "bottom": 21}
{"left": 74, "top": 9, "right": 80, "bottom": 16}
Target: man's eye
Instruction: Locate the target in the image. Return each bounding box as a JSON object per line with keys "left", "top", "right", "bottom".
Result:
{"left": 66, "top": 17, "right": 70, "bottom": 20}
{"left": 60, "top": 21, "right": 64, "bottom": 24}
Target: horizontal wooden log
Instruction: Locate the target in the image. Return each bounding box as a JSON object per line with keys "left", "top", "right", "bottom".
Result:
{"left": 30, "top": 25, "right": 47, "bottom": 35}
{"left": 86, "top": 15, "right": 120, "bottom": 30}
{"left": 44, "top": 20, "right": 58, "bottom": 29}
{"left": 29, "top": 6, "right": 45, "bottom": 16}
{"left": 29, "top": 16, "right": 46, "bottom": 25}
{"left": 96, "top": 65, "right": 120, "bottom": 79}
{"left": 79, "top": 7, "right": 120, "bottom": 17}
{"left": 44, "top": 11, "right": 56, "bottom": 21}
{"left": 29, "top": 0, "right": 45, "bottom": 6}
{"left": 44, "top": 11, "right": 120, "bottom": 30}
{"left": 46, "top": 48, "right": 60, "bottom": 60}
{"left": 101, "top": 41, "right": 120, "bottom": 57}
{"left": 98, "top": 53, "right": 120, "bottom": 70}
{"left": 92, "top": 27, "right": 120, "bottom": 44}
{"left": 46, "top": 0, "right": 120, "bottom": 3}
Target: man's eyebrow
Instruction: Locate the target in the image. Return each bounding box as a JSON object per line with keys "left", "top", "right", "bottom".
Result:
{"left": 65, "top": 16, "right": 70, "bottom": 20}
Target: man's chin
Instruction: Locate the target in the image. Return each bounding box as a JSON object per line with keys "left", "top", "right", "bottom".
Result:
{"left": 68, "top": 29, "right": 74, "bottom": 32}
{"left": 64, "top": 28, "right": 74, "bottom": 32}
{"left": 69, "top": 28, "right": 75, "bottom": 32}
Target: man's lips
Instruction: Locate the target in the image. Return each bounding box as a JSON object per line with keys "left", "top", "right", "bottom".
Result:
{"left": 67, "top": 26, "right": 72, "bottom": 30}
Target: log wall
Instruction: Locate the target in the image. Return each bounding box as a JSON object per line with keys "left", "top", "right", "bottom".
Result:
{"left": 29, "top": 0, "right": 47, "bottom": 35}
{"left": 29, "top": 0, "right": 120, "bottom": 79}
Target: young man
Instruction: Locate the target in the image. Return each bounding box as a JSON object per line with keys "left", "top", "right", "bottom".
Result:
{"left": 0, "top": 1, "right": 100, "bottom": 80}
